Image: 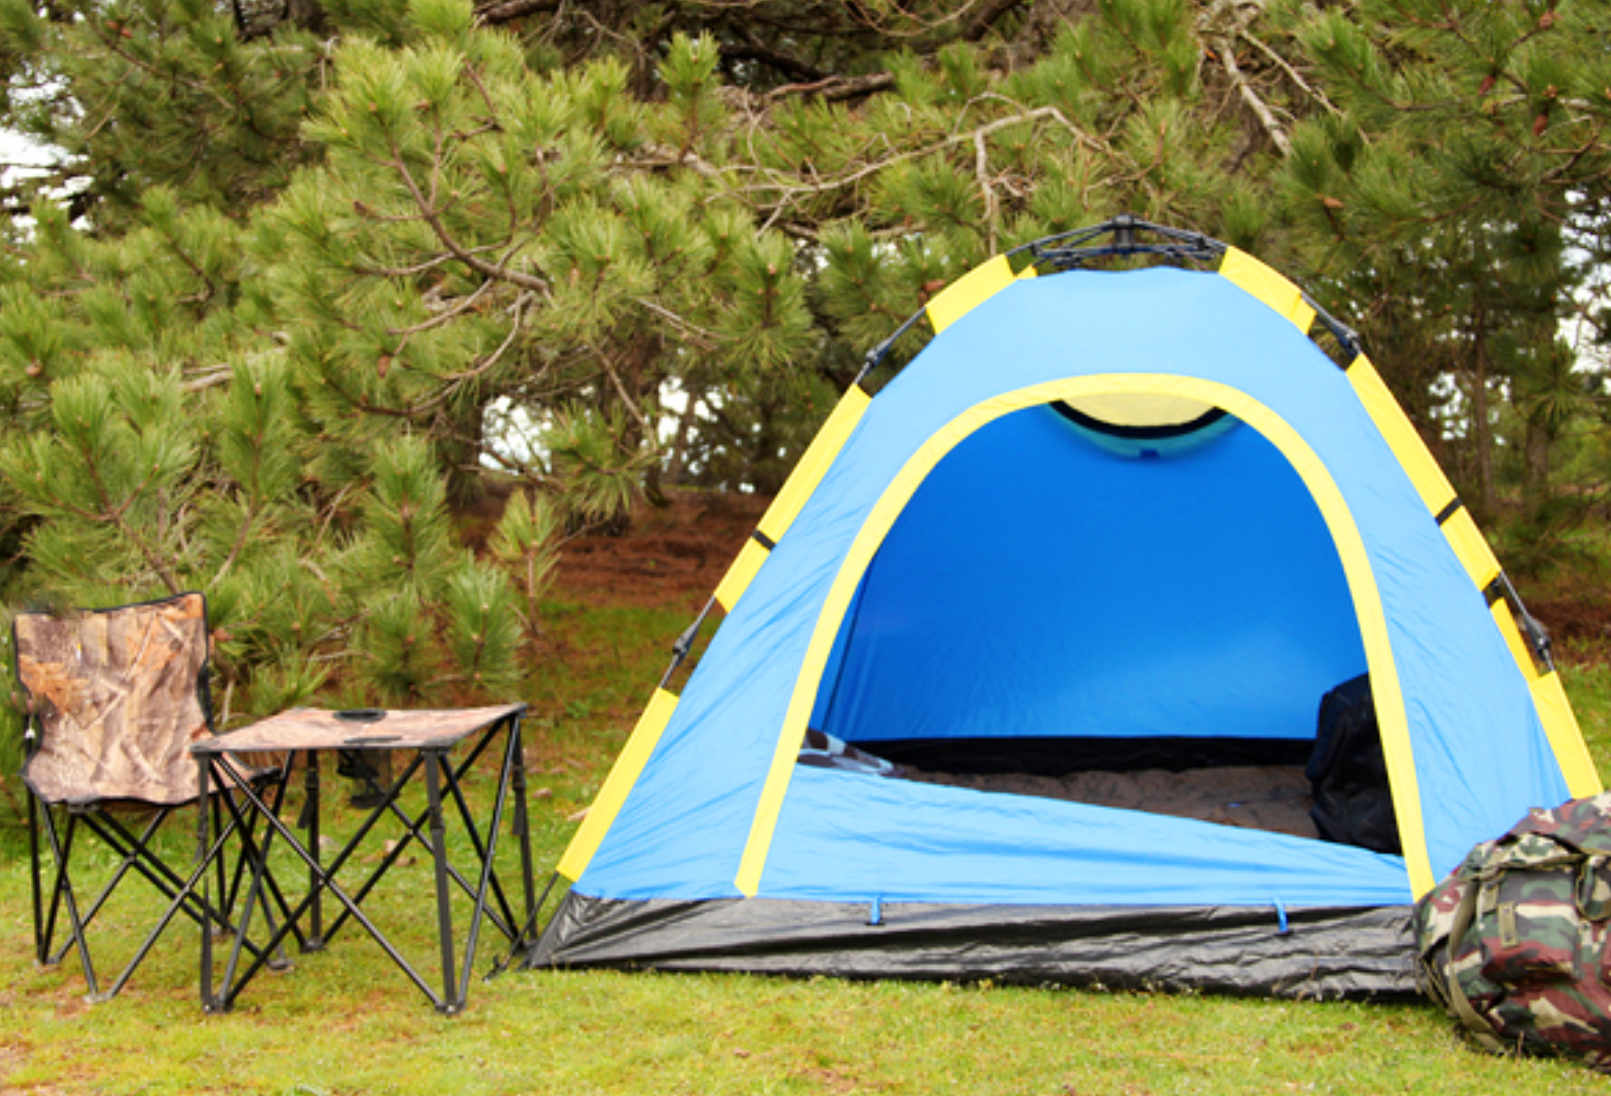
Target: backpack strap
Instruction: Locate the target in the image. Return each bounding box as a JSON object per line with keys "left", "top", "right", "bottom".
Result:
{"left": 1443, "top": 879, "right": 1507, "bottom": 1053}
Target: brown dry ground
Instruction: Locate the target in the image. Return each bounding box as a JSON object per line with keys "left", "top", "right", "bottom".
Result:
{"left": 545, "top": 488, "right": 769, "bottom": 612}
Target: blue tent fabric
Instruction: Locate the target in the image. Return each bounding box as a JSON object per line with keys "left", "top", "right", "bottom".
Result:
{"left": 810, "top": 406, "right": 1367, "bottom": 746}
{"left": 571, "top": 265, "right": 1571, "bottom": 917}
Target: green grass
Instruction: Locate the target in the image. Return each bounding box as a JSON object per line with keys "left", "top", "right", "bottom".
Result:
{"left": 4, "top": 600, "right": 1611, "bottom": 1094}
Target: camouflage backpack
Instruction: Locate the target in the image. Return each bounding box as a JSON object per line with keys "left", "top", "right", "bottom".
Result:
{"left": 1413, "top": 792, "right": 1611, "bottom": 1071}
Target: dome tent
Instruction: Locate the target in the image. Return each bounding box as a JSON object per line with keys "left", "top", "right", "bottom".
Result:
{"left": 528, "top": 218, "right": 1601, "bottom": 997}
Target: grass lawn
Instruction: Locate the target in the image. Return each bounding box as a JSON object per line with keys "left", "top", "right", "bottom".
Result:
{"left": 3, "top": 594, "right": 1611, "bottom": 1094}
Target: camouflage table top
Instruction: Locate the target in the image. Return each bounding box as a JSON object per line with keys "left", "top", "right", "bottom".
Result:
{"left": 192, "top": 704, "right": 527, "bottom": 755}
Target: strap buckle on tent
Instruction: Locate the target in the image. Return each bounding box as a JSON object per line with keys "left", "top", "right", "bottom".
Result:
{"left": 1484, "top": 572, "right": 1555, "bottom": 674}
{"left": 660, "top": 596, "right": 717, "bottom": 690}
{"left": 866, "top": 895, "right": 883, "bottom": 926}
{"left": 1272, "top": 898, "right": 1289, "bottom": 935}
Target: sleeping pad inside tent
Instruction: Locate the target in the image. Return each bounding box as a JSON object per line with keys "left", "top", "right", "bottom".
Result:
{"left": 528, "top": 219, "right": 1602, "bottom": 997}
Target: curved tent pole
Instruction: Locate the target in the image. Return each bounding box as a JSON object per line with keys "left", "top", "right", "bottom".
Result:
{"left": 855, "top": 215, "right": 1362, "bottom": 388}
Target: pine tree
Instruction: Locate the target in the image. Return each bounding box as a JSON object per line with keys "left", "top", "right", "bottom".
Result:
{"left": 1278, "top": 0, "right": 1611, "bottom": 521}
{"left": 6, "top": 0, "right": 1607, "bottom": 785}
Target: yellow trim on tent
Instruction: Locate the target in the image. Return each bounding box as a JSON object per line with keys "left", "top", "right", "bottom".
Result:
{"left": 1489, "top": 598, "right": 1538, "bottom": 684}
{"left": 1219, "top": 248, "right": 1317, "bottom": 335}
{"left": 712, "top": 386, "right": 872, "bottom": 611}
{"left": 713, "top": 538, "right": 769, "bottom": 611}
{"left": 733, "top": 373, "right": 1437, "bottom": 900}
{"left": 556, "top": 687, "right": 680, "bottom": 881}
{"left": 757, "top": 386, "right": 871, "bottom": 544}
{"left": 924, "top": 255, "right": 1035, "bottom": 335}
{"left": 1440, "top": 508, "right": 1502, "bottom": 590}
{"left": 1489, "top": 600, "right": 1603, "bottom": 798}
{"left": 1346, "top": 355, "right": 1456, "bottom": 516}
{"left": 1530, "top": 671, "right": 1603, "bottom": 797}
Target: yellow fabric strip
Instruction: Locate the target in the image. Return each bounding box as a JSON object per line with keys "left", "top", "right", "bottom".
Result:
{"left": 756, "top": 385, "right": 872, "bottom": 545}
{"left": 1489, "top": 599, "right": 1539, "bottom": 682}
{"left": 713, "top": 537, "right": 770, "bottom": 612}
{"left": 1529, "top": 671, "right": 1604, "bottom": 797}
{"left": 1219, "top": 247, "right": 1316, "bottom": 334}
{"left": 925, "top": 254, "right": 1016, "bottom": 335}
{"left": 1441, "top": 508, "right": 1501, "bottom": 591}
{"left": 1347, "top": 356, "right": 1598, "bottom": 806}
{"left": 556, "top": 688, "right": 679, "bottom": 881}
{"left": 1346, "top": 355, "right": 1455, "bottom": 516}
{"left": 734, "top": 373, "right": 1436, "bottom": 900}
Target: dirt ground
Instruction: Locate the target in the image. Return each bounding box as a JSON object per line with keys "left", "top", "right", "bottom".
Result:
{"left": 1528, "top": 597, "right": 1611, "bottom": 654}
{"left": 549, "top": 489, "right": 769, "bottom": 610}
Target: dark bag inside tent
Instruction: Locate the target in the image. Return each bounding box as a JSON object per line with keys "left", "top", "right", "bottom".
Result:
{"left": 1306, "top": 673, "right": 1400, "bottom": 853}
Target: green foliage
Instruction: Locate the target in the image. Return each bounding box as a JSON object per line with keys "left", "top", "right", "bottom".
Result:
{"left": 1275, "top": 0, "right": 1611, "bottom": 528}
{"left": 3, "top": 0, "right": 1609, "bottom": 769}
{"left": 489, "top": 489, "right": 561, "bottom": 637}
{"left": 444, "top": 558, "right": 521, "bottom": 693}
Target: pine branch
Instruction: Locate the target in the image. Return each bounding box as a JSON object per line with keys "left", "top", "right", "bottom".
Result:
{"left": 1237, "top": 28, "right": 1341, "bottom": 119}
{"left": 387, "top": 146, "right": 552, "bottom": 293}
{"left": 1216, "top": 37, "right": 1290, "bottom": 156}
{"left": 974, "top": 130, "right": 998, "bottom": 253}
{"left": 740, "top": 105, "right": 1107, "bottom": 212}
{"left": 636, "top": 142, "right": 726, "bottom": 179}
{"left": 385, "top": 278, "right": 497, "bottom": 338}
{"left": 765, "top": 72, "right": 896, "bottom": 101}
{"left": 633, "top": 297, "right": 721, "bottom": 349}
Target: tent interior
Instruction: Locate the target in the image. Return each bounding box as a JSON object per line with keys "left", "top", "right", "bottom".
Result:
{"left": 800, "top": 394, "right": 1383, "bottom": 846}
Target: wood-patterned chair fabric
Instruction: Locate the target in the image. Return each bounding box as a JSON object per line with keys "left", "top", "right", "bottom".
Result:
{"left": 16, "top": 593, "right": 212, "bottom": 807}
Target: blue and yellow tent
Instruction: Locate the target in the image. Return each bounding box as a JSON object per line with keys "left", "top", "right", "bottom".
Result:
{"left": 530, "top": 219, "right": 1600, "bottom": 996}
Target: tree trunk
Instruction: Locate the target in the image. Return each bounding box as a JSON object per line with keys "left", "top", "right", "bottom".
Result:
{"left": 1469, "top": 308, "right": 1494, "bottom": 519}
{"left": 1522, "top": 417, "right": 1551, "bottom": 507}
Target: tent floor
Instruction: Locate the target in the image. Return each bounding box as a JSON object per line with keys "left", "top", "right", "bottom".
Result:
{"left": 803, "top": 733, "right": 1323, "bottom": 841}
{"left": 902, "top": 763, "right": 1319, "bottom": 839}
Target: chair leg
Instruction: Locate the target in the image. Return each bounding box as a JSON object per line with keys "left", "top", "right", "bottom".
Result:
{"left": 104, "top": 802, "right": 246, "bottom": 1001}
{"left": 28, "top": 789, "right": 44, "bottom": 964}
{"left": 36, "top": 805, "right": 98, "bottom": 997}
{"left": 49, "top": 809, "right": 169, "bottom": 963}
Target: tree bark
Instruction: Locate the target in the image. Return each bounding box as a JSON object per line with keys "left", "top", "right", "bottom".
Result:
{"left": 1469, "top": 306, "right": 1494, "bottom": 519}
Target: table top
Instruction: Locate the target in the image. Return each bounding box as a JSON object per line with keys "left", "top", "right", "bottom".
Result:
{"left": 192, "top": 704, "right": 526, "bottom": 755}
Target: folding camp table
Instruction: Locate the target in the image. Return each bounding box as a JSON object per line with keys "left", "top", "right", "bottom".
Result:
{"left": 192, "top": 704, "right": 536, "bottom": 1014}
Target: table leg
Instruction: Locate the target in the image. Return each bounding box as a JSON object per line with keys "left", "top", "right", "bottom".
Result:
{"left": 509, "top": 714, "right": 536, "bottom": 951}
{"left": 423, "top": 749, "right": 458, "bottom": 1013}
{"left": 198, "top": 757, "right": 215, "bottom": 1012}
{"left": 305, "top": 749, "right": 322, "bottom": 950}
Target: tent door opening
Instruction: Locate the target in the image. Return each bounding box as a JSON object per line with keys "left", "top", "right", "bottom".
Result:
{"left": 801, "top": 398, "right": 1388, "bottom": 846}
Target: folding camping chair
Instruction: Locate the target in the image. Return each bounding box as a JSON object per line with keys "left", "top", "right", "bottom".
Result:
{"left": 14, "top": 591, "right": 293, "bottom": 999}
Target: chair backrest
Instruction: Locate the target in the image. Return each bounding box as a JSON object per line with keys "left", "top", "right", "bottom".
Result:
{"left": 14, "top": 592, "right": 213, "bottom": 806}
